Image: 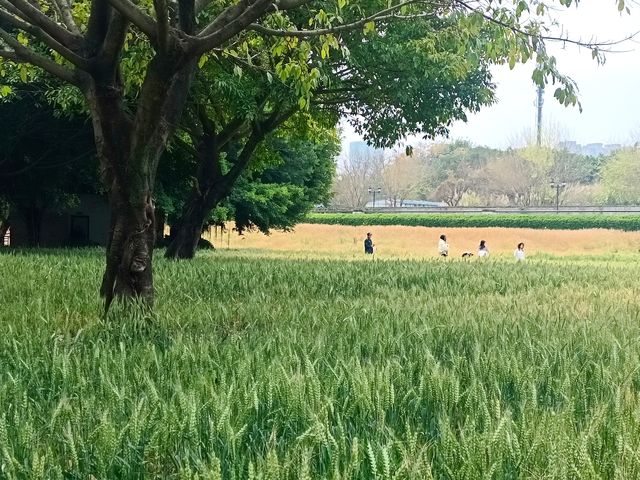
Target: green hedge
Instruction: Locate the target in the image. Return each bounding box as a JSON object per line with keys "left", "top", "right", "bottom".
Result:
{"left": 305, "top": 213, "right": 640, "bottom": 231}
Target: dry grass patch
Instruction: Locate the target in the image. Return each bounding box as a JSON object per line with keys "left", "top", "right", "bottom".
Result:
{"left": 219, "top": 223, "right": 640, "bottom": 259}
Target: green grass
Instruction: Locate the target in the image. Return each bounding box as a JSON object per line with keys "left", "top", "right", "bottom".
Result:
{"left": 2, "top": 248, "right": 640, "bottom": 478}
{"left": 306, "top": 212, "right": 640, "bottom": 231}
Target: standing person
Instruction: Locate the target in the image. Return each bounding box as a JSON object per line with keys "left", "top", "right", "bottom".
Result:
{"left": 514, "top": 242, "right": 526, "bottom": 261}
{"left": 438, "top": 234, "right": 449, "bottom": 257}
{"left": 364, "top": 232, "right": 375, "bottom": 254}
{"left": 478, "top": 240, "right": 489, "bottom": 258}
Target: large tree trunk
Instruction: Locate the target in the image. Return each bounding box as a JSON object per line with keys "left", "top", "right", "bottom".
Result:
{"left": 100, "top": 184, "right": 156, "bottom": 304}
{"left": 87, "top": 57, "right": 195, "bottom": 309}
{"left": 165, "top": 139, "right": 230, "bottom": 259}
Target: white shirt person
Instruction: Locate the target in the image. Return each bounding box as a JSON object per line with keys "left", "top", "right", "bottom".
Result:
{"left": 438, "top": 234, "right": 449, "bottom": 257}
{"left": 514, "top": 242, "right": 526, "bottom": 261}
{"left": 478, "top": 240, "right": 489, "bottom": 258}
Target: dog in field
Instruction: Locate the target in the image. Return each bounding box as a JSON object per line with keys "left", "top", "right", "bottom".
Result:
{"left": 461, "top": 252, "right": 474, "bottom": 258}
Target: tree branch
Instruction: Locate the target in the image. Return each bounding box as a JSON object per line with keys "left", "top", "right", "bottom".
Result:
{"left": 225, "top": 107, "right": 296, "bottom": 180}
{"left": 248, "top": 0, "right": 433, "bottom": 38}
{"left": 7, "top": 0, "right": 83, "bottom": 49}
{"left": 177, "top": 0, "right": 195, "bottom": 33}
{"left": 0, "top": 29, "right": 80, "bottom": 85}
{"left": 193, "top": 0, "right": 271, "bottom": 56}
{"left": 453, "top": 0, "right": 640, "bottom": 51}
{"left": 0, "top": 9, "right": 90, "bottom": 70}
{"left": 51, "top": 0, "right": 80, "bottom": 35}
{"left": 99, "top": 10, "right": 129, "bottom": 64}
{"left": 106, "top": 0, "right": 157, "bottom": 43}
{"left": 198, "top": 0, "right": 249, "bottom": 36}
{"left": 86, "top": 0, "right": 110, "bottom": 48}
{"left": 153, "top": 0, "right": 169, "bottom": 52}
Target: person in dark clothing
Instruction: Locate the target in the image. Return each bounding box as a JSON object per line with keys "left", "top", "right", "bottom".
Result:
{"left": 364, "top": 232, "right": 374, "bottom": 254}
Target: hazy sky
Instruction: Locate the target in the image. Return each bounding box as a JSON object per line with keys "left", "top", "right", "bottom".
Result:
{"left": 341, "top": 0, "right": 640, "bottom": 152}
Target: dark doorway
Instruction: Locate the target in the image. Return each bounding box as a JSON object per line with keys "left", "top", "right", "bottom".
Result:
{"left": 69, "top": 215, "right": 90, "bottom": 245}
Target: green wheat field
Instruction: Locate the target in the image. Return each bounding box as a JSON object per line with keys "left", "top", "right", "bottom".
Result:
{"left": 2, "top": 248, "right": 640, "bottom": 479}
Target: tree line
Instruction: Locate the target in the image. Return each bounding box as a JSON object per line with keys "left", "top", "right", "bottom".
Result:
{"left": 333, "top": 139, "right": 640, "bottom": 209}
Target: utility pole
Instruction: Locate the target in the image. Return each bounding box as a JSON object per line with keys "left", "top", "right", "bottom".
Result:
{"left": 536, "top": 85, "right": 544, "bottom": 147}
{"left": 535, "top": 43, "right": 544, "bottom": 147}
{"left": 550, "top": 181, "right": 566, "bottom": 213}
{"left": 368, "top": 186, "right": 382, "bottom": 210}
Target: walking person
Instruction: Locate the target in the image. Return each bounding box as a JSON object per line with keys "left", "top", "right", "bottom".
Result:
{"left": 478, "top": 240, "right": 489, "bottom": 258}
{"left": 514, "top": 242, "right": 526, "bottom": 261}
{"left": 364, "top": 232, "right": 375, "bottom": 255}
{"left": 438, "top": 234, "right": 449, "bottom": 257}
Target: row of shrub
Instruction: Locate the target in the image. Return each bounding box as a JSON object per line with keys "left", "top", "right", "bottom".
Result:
{"left": 305, "top": 212, "right": 640, "bottom": 231}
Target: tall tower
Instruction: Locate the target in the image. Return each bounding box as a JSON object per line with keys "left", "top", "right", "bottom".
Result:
{"left": 534, "top": 43, "right": 544, "bottom": 147}
{"left": 535, "top": 84, "right": 544, "bottom": 147}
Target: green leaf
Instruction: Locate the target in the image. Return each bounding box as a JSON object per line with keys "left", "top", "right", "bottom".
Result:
{"left": 363, "top": 21, "right": 376, "bottom": 35}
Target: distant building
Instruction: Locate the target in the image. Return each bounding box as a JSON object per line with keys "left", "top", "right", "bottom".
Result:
{"left": 559, "top": 141, "right": 622, "bottom": 157}
{"left": 365, "top": 199, "right": 446, "bottom": 208}
{"left": 7, "top": 194, "right": 109, "bottom": 247}
{"left": 401, "top": 200, "right": 447, "bottom": 208}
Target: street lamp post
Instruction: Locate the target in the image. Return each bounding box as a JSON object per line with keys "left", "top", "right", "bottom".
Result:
{"left": 368, "top": 186, "right": 382, "bottom": 210}
{"left": 550, "top": 181, "right": 566, "bottom": 213}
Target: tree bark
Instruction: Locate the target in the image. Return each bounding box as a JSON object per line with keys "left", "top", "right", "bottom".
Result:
{"left": 86, "top": 57, "right": 196, "bottom": 309}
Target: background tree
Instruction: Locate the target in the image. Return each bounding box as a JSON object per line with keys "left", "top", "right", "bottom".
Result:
{"left": 478, "top": 153, "right": 543, "bottom": 206}
{"left": 381, "top": 151, "right": 422, "bottom": 207}
{"left": 420, "top": 141, "right": 494, "bottom": 206}
{"left": 601, "top": 148, "right": 640, "bottom": 204}
{"left": 332, "top": 147, "right": 384, "bottom": 210}
{"left": 230, "top": 132, "right": 338, "bottom": 233}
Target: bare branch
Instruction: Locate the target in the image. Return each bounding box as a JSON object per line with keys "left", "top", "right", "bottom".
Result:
{"left": 7, "top": 0, "right": 83, "bottom": 49}
{"left": 51, "top": 0, "right": 80, "bottom": 35}
{"left": 0, "top": 28, "right": 80, "bottom": 85}
{"left": 107, "top": 0, "right": 158, "bottom": 42}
